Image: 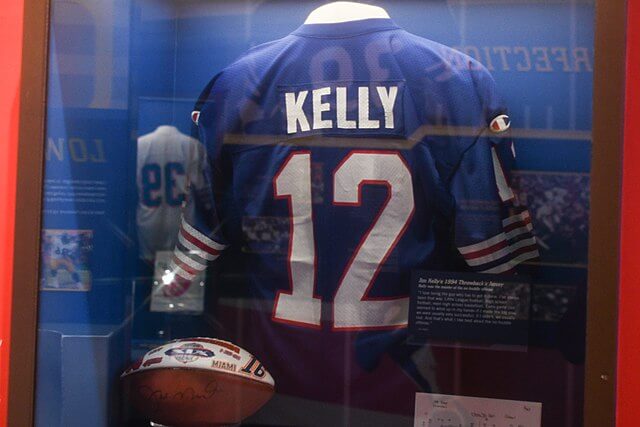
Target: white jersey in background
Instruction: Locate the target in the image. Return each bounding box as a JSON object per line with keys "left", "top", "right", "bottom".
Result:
{"left": 136, "top": 125, "right": 204, "bottom": 261}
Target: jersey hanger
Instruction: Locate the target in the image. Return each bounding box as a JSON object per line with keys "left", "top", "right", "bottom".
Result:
{"left": 304, "top": 2, "right": 390, "bottom": 24}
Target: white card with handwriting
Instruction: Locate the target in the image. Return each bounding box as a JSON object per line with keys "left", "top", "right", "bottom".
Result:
{"left": 414, "top": 393, "right": 541, "bottom": 427}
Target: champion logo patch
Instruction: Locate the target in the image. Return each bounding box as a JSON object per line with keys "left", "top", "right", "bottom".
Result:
{"left": 490, "top": 114, "right": 511, "bottom": 133}
{"left": 191, "top": 110, "right": 201, "bottom": 125}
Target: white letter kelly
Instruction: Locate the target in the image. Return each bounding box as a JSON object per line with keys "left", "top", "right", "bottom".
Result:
{"left": 313, "top": 87, "right": 333, "bottom": 130}
{"left": 286, "top": 91, "right": 310, "bottom": 134}
{"left": 377, "top": 86, "right": 398, "bottom": 129}
{"left": 358, "top": 87, "right": 380, "bottom": 129}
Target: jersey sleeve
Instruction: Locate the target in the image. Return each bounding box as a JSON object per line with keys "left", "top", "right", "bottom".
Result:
{"left": 164, "top": 76, "right": 229, "bottom": 296}
{"left": 185, "top": 136, "right": 207, "bottom": 191}
{"left": 450, "top": 69, "right": 538, "bottom": 274}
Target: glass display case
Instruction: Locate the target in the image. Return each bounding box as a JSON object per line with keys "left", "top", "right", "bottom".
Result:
{"left": 7, "top": 0, "right": 628, "bottom": 426}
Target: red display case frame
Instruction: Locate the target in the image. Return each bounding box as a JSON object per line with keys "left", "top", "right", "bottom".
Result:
{"left": 617, "top": 0, "right": 640, "bottom": 424}
{"left": 3, "top": 0, "right": 637, "bottom": 426}
{"left": 0, "top": 0, "right": 25, "bottom": 424}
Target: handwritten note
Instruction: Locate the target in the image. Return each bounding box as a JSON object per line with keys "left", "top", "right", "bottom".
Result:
{"left": 414, "top": 393, "right": 541, "bottom": 427}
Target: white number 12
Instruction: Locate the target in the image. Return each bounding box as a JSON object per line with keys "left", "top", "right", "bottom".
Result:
{"left": 273, "top": 151, "right": 415, "bottom": 330}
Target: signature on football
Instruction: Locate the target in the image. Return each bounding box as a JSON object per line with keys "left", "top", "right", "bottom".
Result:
{"left": 138, "top": 380, "right": 221, "bottom": 404}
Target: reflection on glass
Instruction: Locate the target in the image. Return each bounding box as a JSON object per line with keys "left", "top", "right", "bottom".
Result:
{"left": 136, "top": 125, "right": 203, "bottom": 262}
{"left": 34, "top": 1, "right": 594, "bottom": 427}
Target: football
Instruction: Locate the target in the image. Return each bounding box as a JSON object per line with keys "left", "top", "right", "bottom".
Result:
{"left": 122, "top": 338, "right": 275, "bottom": 427}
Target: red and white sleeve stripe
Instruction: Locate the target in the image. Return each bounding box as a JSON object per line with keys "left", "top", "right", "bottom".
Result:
{"left": 164, "top": 217, "right": 227, "bottom": 296}
{"left": 457, "top": 210, "right": 539, "bottom": 274}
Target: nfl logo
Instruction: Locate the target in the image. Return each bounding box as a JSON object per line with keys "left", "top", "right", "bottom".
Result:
{"left": 490, "top": 114, "right": 511, "bottom": 133}
{"left": 165, "top": 343, "right": 215, "bottom": 364}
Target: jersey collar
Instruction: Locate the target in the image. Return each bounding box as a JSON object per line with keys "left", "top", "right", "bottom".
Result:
{"left": 294, "top": 2, "right": 398, "bottom": 38}
{"left": 293, "top": 18, "right": 400, "bottom": 38}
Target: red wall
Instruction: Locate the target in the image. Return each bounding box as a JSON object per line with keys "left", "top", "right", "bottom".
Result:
{"left": 0, "top": 1, "right": 23, "bottom": 425}
{"left": 618, "top": 0, "right": 640, "bottom": 424}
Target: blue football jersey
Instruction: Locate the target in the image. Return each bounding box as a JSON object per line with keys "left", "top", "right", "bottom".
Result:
{"left": 166, "top": 17, "right": 538, "bottom": 416}
{"left": 169, "top": 18, "right": 537, "bottom": 323}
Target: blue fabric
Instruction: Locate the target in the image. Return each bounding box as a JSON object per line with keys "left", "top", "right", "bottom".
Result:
{"left": 190, "top": 18, "right": 519, "bottom": 298}
{"left": 178, "top": 16, "right": 537, "bottom": 411}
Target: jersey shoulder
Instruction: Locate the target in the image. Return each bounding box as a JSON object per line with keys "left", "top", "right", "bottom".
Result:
{"left": 215, "top": 35, "right": 298, "bottom": 89}
{"left": 404, "top": 31, "right": 505, "bottom": 119}
{"left": 399, "top": 31, "right": 495, "bottom": 90}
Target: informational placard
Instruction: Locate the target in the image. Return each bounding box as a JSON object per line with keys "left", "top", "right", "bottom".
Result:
{"left": 150, "top": 251, "right": 205, "bottom": 314}
{"left": 409, "top": 271, "right": 530, "bottom": 346}
{"left": 39, "top": 108, "right": 134, "bottom": 324}
{"left": 414, "top": 393, "right": 542, "bottom": 427}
